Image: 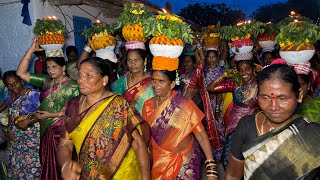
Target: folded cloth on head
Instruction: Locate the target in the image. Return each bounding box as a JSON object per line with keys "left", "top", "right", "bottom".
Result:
{"left": 287, "top": 62, "right": 311, "bottom": 75}
{"left": 125, "top": 41, "right": 146, "bottom": 51}
{"left": 234, "top": 52, "right": 253, "bottom": 61}
{"left": 96, "top": 46, "right": 117, "bottom": 63}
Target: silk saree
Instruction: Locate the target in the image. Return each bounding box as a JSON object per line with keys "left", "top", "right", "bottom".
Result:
{"left": 243, "top": 117, "right": 320, "bottom": 179}
{"left": 142, "top": 91, "right": 204, "bottom": 180}
{"left": 115, "top": 75, "right": 154, "bottom": 115}
{"left": 29, "top": 73, "right": 80, "bottom": 180}
{"left": 64, "top": 95, "right": 144, "bottom": 179}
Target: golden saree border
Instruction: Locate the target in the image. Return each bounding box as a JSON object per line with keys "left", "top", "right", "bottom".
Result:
{"left": 70, "top": 95, "right": 116, "bottom": 154}
{"left": 143, "top": 91, "right": 205, "bottom": 179}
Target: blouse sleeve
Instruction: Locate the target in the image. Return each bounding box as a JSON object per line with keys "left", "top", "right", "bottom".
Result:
{"left": 230, "top": 115, "right": 250, "bottom": 160}
{"left": 29, "top": 73, "right": 47, "bottom": 88}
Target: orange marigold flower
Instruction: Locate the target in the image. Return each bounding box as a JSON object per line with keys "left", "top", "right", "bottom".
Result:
{"left": 152, "top": 56, "right": 179, "bottom": 71}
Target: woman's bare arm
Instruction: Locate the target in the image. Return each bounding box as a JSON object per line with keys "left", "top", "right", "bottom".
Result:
{"left": 224, "top": 154, "right": 244, "bottom": 180}
{"left": 131, "top": 129, "right": 150, "bottom": 180}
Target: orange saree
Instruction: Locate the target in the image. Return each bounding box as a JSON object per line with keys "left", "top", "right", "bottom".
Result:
{"left": 142, "top": 91, "right": 205, "bottom": 179}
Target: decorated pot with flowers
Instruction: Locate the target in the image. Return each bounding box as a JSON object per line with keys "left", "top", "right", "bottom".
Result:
{"left": 82, "top": 22, "right": 118, "bottom": 62}
{"left": 117, "top": 3, "right": 154, "bottom": 43}
{"left": 276, "top": 19, "right": 320, "bottom": 63}
{"left": 146, "top": 12, "right": 193, "bottom": 58}
{"left": 258, "top": 23, "right": 278, "bottom": 51}
{"left": 82, "top": 22, "right": 116, "bottom": 51}
{"left": 220, "top": 21, "right": 264, "bottom": 54}
{"left": 33, "top": 17, "right": 66, "bottom": 50}
{"left": 201, "top": 23, "right": 221, "bottom": 50}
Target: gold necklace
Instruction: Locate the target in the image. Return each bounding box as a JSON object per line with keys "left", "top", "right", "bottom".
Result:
{"left": 258, "top": 114, "right": 275, "bottom": 135}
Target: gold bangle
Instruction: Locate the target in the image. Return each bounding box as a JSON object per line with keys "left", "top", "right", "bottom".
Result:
{"left": 205, "top": 159, "right": 215, "bottom": 163}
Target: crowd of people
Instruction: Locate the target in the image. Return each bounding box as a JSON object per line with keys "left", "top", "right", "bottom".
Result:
{"left": 0, "top": 27, "right": 319, "bottom": 180}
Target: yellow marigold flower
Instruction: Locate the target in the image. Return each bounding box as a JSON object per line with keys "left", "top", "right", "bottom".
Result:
{"left": 165, "top": 14, "right": 171, "bottom": 20}
{"left": 170, "top": 16, "right": 180, "bottom": 22}
{"left": 131, "top": 9, "right": 144, "bottom": 14}
{"left": 306, "top": 38, "right": 309, "bottom": 43}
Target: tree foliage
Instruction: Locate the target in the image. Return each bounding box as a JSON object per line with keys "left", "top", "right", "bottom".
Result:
{"left": 178, "top": 3, "right": 245, "bottom": 27}
{"left": 252, "top": 0, "right": 320, "bottom": 23}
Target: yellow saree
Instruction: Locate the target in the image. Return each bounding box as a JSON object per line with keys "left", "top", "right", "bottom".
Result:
{"left": 65, "top": 95, "right": 143, "bottom": 179}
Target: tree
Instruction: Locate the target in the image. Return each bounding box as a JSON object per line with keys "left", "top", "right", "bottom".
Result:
{"left": 178, "top": 3, "right": 245, "bottom": 27}
{"left": 252, "top": 0, "right": 320, "bottom": 23}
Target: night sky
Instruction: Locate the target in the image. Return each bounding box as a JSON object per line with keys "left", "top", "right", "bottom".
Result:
{"left": 147, "top": 0, "right": 287, "bottom": 17}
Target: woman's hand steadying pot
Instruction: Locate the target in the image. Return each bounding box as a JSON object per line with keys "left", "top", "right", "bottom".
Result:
{"left": 61, "top": 160, "right": 81, "bottom": 180}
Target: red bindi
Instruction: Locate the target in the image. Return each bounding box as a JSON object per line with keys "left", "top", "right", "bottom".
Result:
{"left": 271, "top": 93, "right": 275, "bottom": 100}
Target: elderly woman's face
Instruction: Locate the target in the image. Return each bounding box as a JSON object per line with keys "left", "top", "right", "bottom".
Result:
{"left": 151, "top": 71, "right": 174, "bottom": 98}
{"left": 78, "top": 62, "right": 107, "bottom": 95}
{"left": 258, "top": 78, "right": 302, "bottom": 124}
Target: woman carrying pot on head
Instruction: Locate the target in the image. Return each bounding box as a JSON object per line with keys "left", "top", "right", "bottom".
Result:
{"left": 207, "top": 52, "right": 260, "bottom": 168}
{"left": 16, "top": 37, "right": 80, "bottom": 179}
{"left": 113, "top": 42, "right": 154, "bottom": 115}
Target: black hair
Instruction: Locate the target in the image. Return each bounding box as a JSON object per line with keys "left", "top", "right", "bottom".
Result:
{"left": 256, "top": 63, "right": 300, "bottom": 97}
{"left": 298, "top": 74, "right": 310, "bottom": 84}
{"left": 206, "top": 50, "right": 218, "bottom": 57}
{"left": 236, "top": 60, "right": 255, "bottom": 71}
{"left": 152, "top": 70, "right": 176, "bottom": 83}
{"left": 80, "top": 57, "right": 115, "bottom": 89}
{"left": 3, "top": 70, "right": 20, "bottom": 85}
{"left": 262, "top": 51, "right": 276, "bottom": 59}
{"left": 126, "top": 49, "right": 147, "bottom": 62}
{"left": 66, "top": 46, "right": 78, "bottom": 56}
{"left": 45, "top": 57, "right": 66, "bottom": 67}
{"left": 262, "top": 51, "right": 276, "bottom": 64}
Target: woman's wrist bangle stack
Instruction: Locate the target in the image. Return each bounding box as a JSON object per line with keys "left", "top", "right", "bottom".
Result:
{"left": 83, "top": 45, "right": 92, "bottom": 53}
{"left": 215, "top": 107, "right": 220, "bottom": 113}
{"left": 205, "top": 159, "right": 218, "bottom": 177}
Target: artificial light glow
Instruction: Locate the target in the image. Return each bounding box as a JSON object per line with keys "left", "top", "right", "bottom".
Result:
{"left": 294, "top": 19, "right": 299, "bottom": 22}
{"left": 162, "top": 8, "right": 167, "bottom": 14}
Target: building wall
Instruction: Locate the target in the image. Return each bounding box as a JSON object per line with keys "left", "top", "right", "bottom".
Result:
{"left": 0, "top": 0, "right": 117, "bottom": 75}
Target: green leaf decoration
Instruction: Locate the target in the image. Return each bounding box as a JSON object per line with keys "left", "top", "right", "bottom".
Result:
{"left": 146, "top": 12, "right": 194, "bottom": 44}
{"left": 33, "top": 19, "right": 66, "bottom": 35}
{"left": 82, "top": 23, "right": 116, "bottom": 39}
{"left": 276, "top": 20, "right": 320, "bottom": 46}
{"left": 220, "top": 21, "right": 264, "bottom": 40}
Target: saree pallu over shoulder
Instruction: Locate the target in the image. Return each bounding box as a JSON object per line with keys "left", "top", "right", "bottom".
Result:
{"left": 243, "top": 117, "right": 320, "bottom": 180}
{"left": 123, "top": 76, "right": 155, "bottom": 115}
{"left": 65, "top": 95, "right": 143, "bottom": 179}
{"left": 39, "top": 79, "right": 79, "bottom": 137}
{"left": 143, "top": 91, "right": 204, "bottom": 179}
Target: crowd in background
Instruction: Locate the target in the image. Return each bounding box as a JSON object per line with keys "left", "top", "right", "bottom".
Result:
{"left": 0, "top": 35, "right": 319, "bottom": 180}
